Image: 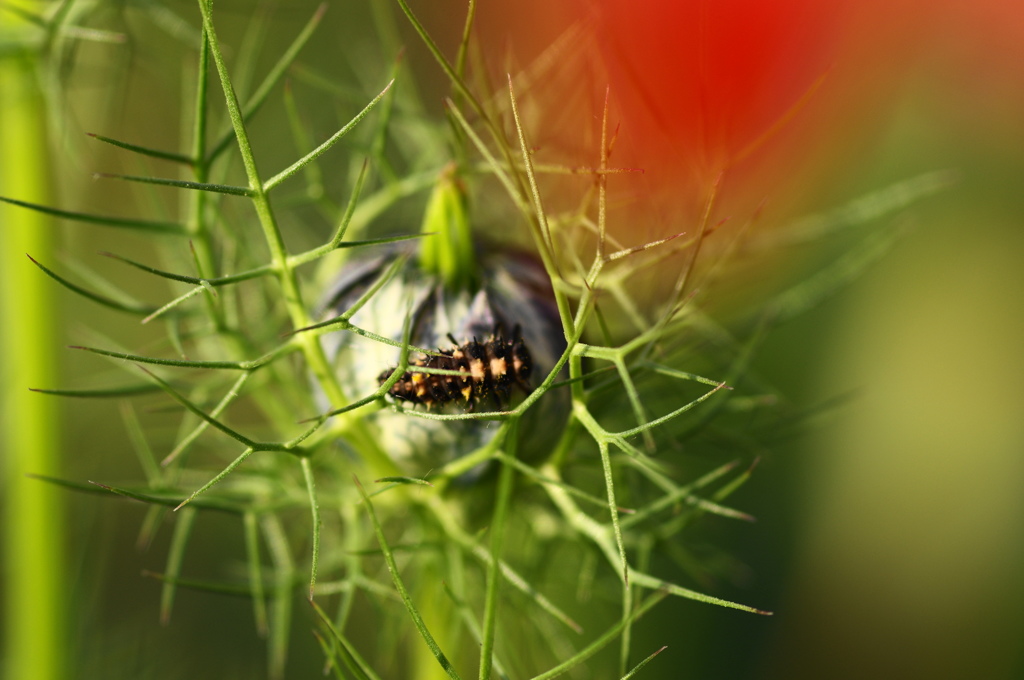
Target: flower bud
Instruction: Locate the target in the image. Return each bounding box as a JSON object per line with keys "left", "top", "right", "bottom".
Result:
{"left": 319, "top": 213, "right": 566, "bottom": 473}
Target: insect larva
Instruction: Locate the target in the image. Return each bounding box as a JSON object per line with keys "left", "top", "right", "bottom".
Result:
{"left": 378, "top": 327, "right": 532, "bottom": 411}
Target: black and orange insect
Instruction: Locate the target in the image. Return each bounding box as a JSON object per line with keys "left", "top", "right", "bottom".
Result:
{"left": 378, "top": 327, "right": 532, "bottom": 411}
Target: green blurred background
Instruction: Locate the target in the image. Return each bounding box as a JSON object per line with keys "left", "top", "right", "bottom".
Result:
{"left": 2, "top": 1, "right": 1023, "bottom": 678}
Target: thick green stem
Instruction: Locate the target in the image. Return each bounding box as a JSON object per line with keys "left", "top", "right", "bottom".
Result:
{"left": 0, "top": 13, "right": 64, "bottom": 680}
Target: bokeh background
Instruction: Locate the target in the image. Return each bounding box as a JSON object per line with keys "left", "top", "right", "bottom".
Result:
{"left": 3, "top": 1, "right": 1023, "bottom": 678}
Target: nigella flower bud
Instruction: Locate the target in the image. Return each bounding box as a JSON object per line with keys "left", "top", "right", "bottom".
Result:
{"left": 319, "top": 247, "right": 566, "bottom": 472}
{"left": 318, "top": 171, "right": 566, "bottom": 473}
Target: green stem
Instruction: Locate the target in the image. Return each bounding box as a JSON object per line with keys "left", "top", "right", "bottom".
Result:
{"left": 479, "top": 418, "right": 518, "bottom": 680}
{"left": 0, "top": 13, "right": 65, "bottom": 680}
{"left": 185, "top": 28, "right": 303, "bottom": 431}
{"left": 197, "top": 0, "right": 398, "bottom": 477}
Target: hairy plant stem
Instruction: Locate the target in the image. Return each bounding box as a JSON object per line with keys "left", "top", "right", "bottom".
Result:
{"left": 198, "top": 0, "right": 398, "bottom": 477}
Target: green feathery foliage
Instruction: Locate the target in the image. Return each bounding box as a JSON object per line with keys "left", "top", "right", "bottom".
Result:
{"left": 2, "top": 1, "right": 952, "bottom": 678}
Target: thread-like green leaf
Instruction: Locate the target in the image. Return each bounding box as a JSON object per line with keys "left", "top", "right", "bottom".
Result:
{"left": 264, "top": 80, "right": 394, "bottom": 192}
{"left": 392, "top": 0, "right": 490, "bottom": 131}
{"left": 61, "top": 479, "right": 245, "bottom": 514}
{"left": 530, "top": 591, "right": 667, "bottom": 680}
{"left": 69, "top": 344, "right": 293, "bottom": 371}
{"left": 620, "top": 460, "right": 744, "bottom": 531}
{"left": 479, "top": 419, "right": 517, "bottom": 680}
{"left": 300, "top": 457, "right": 320, "bottom": 601}
{"left": 160, "top": 507, "right": 197, "bottom": 624}
{"left": 173, "top": 447, "right": 255, "bottom": 512}
{"left": 120, "top": 402, "right": 161, "bottom": 486}
{"left": 29, "top": 383, "right": 165, "bottom": 398}
{"left": 261, "top": 513, "right": 296, "bottom": 680}
{"left": 102, "top": 250, "right": 215, "bottom": 284}
{"left": 281, "top": 82, "right": 327, "bottom": 202}
{"left": 491, "top": 452, "right": 633, "bottom": 514}
{"left": 142, "top": 570, "right": 272, "bottom": 598}
{"left": 310, "top": 600, "right": 382, "bottom": 680}
{"left": 243, "top": 511, "right": 269, "bottom": 636}
{"left": 137, "top": 366, "right": 299, "bottom": 452}
{"left": 0, "top": 195, "right": 187, "bottom": 234}
{"left": 206, "top": 3, "right": 329, "bottom": 163}
{"left": 374, "top": 477, "right": 434, "bottom": 487}
{"left": 96, "top": 172, "right": 254, "bottom": 196}
{"left": 87, "top": 133, "right": 193, "bottom": 164}
{"left": 142, "top": 286, "right": 207, "bottom": 324}
{"left": 752, "top": 169, "right": 958, "bottom": 249}
{"left": 27, "top": 254, "right": 158, "bottom": 315}
{"left": 629, "top": 571, "right": 771, "bottom": 615}
{"left": 162, "top": 372, "right": 251, "bottom": 467}
{"left": 613, "top": 382, "right": 728, "bottom": 439}
{"left": 765, "top": 226, "right": 902, "bottom": 324}
{"left": 290, "top": 233, "right": 426, "bottom": 268}
{"left": 58, "top": 26, "right": 127, "bottom": 44}
{"left": 620, "top": 645, "right": 668, "bottom": 680}
{"left": 506, "top": 76, "right": 557, "bottom": 267}
{"left": 354, "top": 476, "right": 463, "bottom": 680}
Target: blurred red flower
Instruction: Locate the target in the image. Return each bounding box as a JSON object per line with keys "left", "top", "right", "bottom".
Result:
{"left": 591, "top": 0, "right": 845, "bottom": 187}
{"left": 469, "top": 0, "right": 938, "bottom": 241}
